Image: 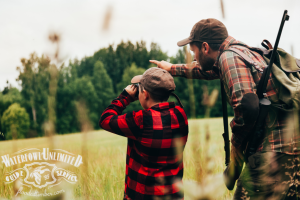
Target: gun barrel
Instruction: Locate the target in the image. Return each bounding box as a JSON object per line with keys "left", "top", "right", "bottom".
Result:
{"left": 258, "top": 10, "right": 289, "bottom": 98}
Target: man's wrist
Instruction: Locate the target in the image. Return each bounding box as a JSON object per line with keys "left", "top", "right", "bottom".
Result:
{"left": 170, "top": 64, "right": 178, "bottom": 76}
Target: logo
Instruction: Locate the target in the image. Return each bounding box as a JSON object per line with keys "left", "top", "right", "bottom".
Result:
{"left": 2, "top": 148, "right": 83, "bottom": 197}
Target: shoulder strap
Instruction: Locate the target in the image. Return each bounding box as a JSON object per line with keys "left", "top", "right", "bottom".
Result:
{"left": 223, "top": 47, "right": 264, "bottom": 73}
{"left": 224, "top": 47, "right": 255, "bottom": 65}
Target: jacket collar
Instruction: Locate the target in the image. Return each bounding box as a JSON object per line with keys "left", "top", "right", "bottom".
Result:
{"left": 148, "top": 102, "right": 176, "bottom": 111}
{"left": 213, "top": 36, "right": 250, "bottom": 70}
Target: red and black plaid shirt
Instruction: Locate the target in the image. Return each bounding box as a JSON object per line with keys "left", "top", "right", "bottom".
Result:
{"left": 171, "top": 36, "right": 300, "bottom": 155}
{"left": 99, "top": 90, "right": 188, "bottom": 200}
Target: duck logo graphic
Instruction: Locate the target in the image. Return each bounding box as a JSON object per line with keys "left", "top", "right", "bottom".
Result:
{"left": 2, "top": 148, "right": 82, "bottom": 197}
{"left": 24, "top": 162, "right": 57, "bottom": 189}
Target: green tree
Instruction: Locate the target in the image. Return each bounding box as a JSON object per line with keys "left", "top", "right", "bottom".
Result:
{"left": 93, "top": 61, "right": 115, "bottom": 114}
{"left": 92, "top": 41, "right": 168, "bottom": 94}
{"left": 149, "top": 42, "right": 168, "bottom": 62}
{"left": 72, "top": 76, "right": 99, "bottom": 129}
{"left": 0, "top": 88, "right": 23, "bottom": 116}
{"left": 133, "top": 41, "right": 149, "bottom": 69}
{"left": 56, "top": 82, "right": 78, "bottom": 134}
{"left": 0, "top": 87, "right": 23, "bottom": 136}
{"left": 17, "top": 53, "right": 50, "bottom": 134}
{"left": 117, "top": 63, "right": 145, "bottom": 112}
{"left": 1, "top": 103, "right": 30, "bottom": 139}
{"left": 169, "top": 48, "right": 192, "bottom": 116}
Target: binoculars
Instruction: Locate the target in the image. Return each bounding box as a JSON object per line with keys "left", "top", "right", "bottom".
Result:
{"left": 133, "top": 83, "right": 139, "bottom": 98}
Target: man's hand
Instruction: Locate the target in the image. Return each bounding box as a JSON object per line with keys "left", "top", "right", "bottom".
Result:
{"left": 125, "top": 85, "right": 138, "bottom": 101}
{"left": 230, "top": 144, "right": 244, "bottom": 167}
{"left": 149, "top": 60, "right": 173, "bottom": 72}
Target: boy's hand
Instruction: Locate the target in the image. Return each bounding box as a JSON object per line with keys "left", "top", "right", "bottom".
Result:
{"left": 125, "top": 85, "right": 138, "bottom": 101}
{"left": 149, "top": 60, "right": 173, "bottom": 72}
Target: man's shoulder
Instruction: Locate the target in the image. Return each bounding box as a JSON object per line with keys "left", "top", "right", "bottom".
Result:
{"left": 220, "top": 44, "right": 265, "bottom": 68}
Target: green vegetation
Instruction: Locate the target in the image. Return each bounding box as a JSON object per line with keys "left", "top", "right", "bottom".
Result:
{"left": 0, "top": 118, "right": 235, "bottom": 199}
{"left": 0, "top": 40, "right": 234, "bottom": 140}
{"left": 1, "top": 103, "right": 30, "bottom": 139}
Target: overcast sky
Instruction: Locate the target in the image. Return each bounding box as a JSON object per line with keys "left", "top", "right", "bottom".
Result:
{"left": 1, "top": 0, "right": 299, "bottom": 90}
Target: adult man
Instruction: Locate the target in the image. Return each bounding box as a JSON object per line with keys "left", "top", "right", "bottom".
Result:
{"left": 150, "top": 18, "right": 300, "bottom": 199}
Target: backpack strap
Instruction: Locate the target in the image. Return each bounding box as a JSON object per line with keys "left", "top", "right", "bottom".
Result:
{"left": 261, "top": 39, "right": 273, "bottom": 50}
{"left": 224, "top": 47, "right": 264, "bottom": 73}
{"left": 225, "top": 47, "right": 255, "bottom": 65}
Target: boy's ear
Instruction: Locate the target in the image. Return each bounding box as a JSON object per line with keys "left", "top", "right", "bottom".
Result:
{"left": 143, "top": 90, "right": 150, "bottom": 100}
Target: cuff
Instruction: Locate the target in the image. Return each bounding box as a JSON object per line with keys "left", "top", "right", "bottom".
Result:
{"left": 170, "top": 65, "right": 179, "bottom": 76}
{"left": 120, "top": 89, "right": 135, "bottom": 104}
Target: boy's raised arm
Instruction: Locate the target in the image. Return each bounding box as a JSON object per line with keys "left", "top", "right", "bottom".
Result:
{"left": 99, "top": 86, "right": 141, "bottom": 140}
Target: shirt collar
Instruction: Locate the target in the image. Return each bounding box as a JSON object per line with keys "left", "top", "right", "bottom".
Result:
{"left": 148, "top": 102, "right": 176, "bottom": 111}
{"left": 213, "top": 36, "right": 249, "bottom": 70}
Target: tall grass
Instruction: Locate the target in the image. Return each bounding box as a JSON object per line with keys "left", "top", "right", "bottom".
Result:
{"left": 0, "top": 117, "right": 235, "bottom": 199}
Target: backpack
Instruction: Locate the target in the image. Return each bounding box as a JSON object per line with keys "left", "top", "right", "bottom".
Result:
{"left": 225, "top": 41, "right": 300, "bottom": 111}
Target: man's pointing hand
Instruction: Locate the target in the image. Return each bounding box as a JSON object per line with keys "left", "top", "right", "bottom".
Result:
{"left": 149, "top": 60, "right": 173, "bottom": 72}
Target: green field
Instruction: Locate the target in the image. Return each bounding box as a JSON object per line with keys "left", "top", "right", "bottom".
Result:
{"left": 0, "top": 117, "right": 235, "bottom": 200}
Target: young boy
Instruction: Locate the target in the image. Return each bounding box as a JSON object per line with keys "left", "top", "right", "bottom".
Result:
{"left": 99, "top": 67, "right": 188, "bottom": 200}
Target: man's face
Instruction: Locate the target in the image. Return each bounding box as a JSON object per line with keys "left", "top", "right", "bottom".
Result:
{"left": 190, "top": 43, "right": 215, "bottom": 71}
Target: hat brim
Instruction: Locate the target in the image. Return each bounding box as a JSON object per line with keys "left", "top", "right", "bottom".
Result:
{"left": 131, "top": 75, "right": 143, "bottom": 84}
{"left": 177, "top": 37, "right": 192, "bottom": 47}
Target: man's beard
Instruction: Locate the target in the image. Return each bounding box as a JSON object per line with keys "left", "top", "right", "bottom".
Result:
{"left": 198, "top": 51, "right": 215, "bottom": 72}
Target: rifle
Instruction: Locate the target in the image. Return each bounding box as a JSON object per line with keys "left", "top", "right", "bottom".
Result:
{"left": 221, "top": 81, "right": 230, "bottom": 167}
{"left": 222, "top": 10, "right": 290, "bottom": 190}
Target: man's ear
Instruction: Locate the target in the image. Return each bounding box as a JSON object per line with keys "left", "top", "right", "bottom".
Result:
{"left": 203, "top": 42, "right": 210, "bottom": 55}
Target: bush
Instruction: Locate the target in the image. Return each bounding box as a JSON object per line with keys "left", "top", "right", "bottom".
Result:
{"left": 1, "top": 103, "right": 30, "bottom": 139}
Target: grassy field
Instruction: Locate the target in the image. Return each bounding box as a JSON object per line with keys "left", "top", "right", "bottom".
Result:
{"left": 0, "top": 117, "right": 235, "bottom": 200}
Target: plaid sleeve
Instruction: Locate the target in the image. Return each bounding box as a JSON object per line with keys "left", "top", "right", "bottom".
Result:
{"left": 219, "top": 51, "right": 257, "bottom": 148}
{"left": 99, "top": 89, "right": 142, "bottom": 140}
{"left": 170, "top": 62, "right": 219, "bottom": 80}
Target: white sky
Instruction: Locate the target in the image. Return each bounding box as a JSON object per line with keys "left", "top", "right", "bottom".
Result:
{"left": 0, "top": 0, "right": 299, "bottom": 90}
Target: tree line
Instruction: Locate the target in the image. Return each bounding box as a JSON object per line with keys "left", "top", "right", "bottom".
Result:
{"left": 0, "top": 40, "right": 233, "bottom": 140}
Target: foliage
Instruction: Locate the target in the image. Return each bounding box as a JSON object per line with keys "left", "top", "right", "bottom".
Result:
{"left": 0, "top": 40, "right": 232, "bottom": 139}
{"left": 93, "top": 41, "right": 168, "bottom": 93}
{"left": 117, "top": 63, "right": 145, "bottom": 112}
{"left": 0, "top": 87, "right": 23, "bottom": 138}
{"left": 92, "top": 61, "right": 115, "bottom": 114}
{"left": 72, "top": 76, "right": 98, "bottom": 129}
{"left": 1, "top": 103, "right": 30, "bottom": 139}
{"left": 16, "top": 53, "right": 51, "bottom": 135}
